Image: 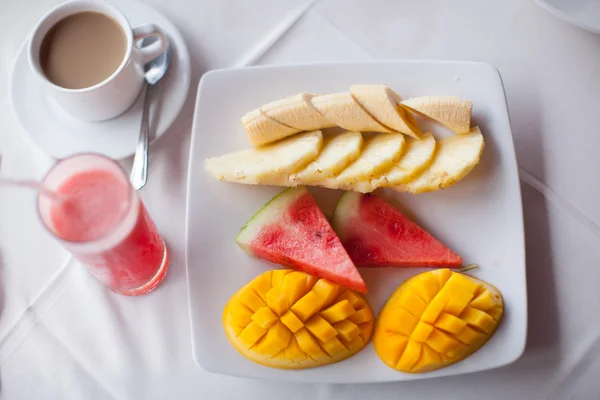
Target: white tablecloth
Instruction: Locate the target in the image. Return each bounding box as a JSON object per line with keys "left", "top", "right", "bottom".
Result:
{"left": 1, "top": 0, "right": 600, "bottom": 398}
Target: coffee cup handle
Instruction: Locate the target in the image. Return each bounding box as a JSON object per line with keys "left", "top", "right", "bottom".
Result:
{"left": 132, "top": 24, "right": 169, "bottom": 65}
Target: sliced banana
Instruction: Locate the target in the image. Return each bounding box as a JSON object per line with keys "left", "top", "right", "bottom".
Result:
{"left": 393, "top": 126, "right": 484, "bottom": 194}
{"left": 290, "top": 131, "right": 363, "bottom": 184}
{"left": 241, "top": 108, "right": 301, "bottom": 146}
{"left": 402, "top": 96, "right": 472, "bottom": 134}
{"left": 311, "top": 92, "right": 392, "bottom": 133}
{"left": 205, "top": 131, "right": 323, "bottom": 184}
{"left": 350, "top": 85, "right": 421, "bottom": 139}
{"left": 261, "top": 93, "right": 335, "bottom": 131}
{"left": 334, "top": 133, "right": 405, "bottom": 186}
{"left": 351, "top": 133, "right": 437, "bottom": 193}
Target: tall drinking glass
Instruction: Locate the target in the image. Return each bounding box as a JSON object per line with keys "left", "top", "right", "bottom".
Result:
{"left": 38, "top": 153, "right": 168, "bottom": 295}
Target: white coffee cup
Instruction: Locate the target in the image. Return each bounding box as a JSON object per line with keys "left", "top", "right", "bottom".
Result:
{"left": 28, "top": 0, "right": 169, "bottom": 122}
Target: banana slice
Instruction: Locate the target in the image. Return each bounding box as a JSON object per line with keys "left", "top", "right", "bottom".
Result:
{"left": 393, "top": 127, "right": 484, "bottom": 194}
{"left": 351, "top": 133, "right": 437, "bottom": 193}
{"left": 241, "top": 108, "right": 303, "bottom": 147}
{"left": 311, "top": 93, "right": 392, "bottom": 133}
{"left": 205, "top": 131, "right": 323, "bottom": 184}
{"left": 402, "top": 96, "right": 472, "bottom": 134}
{"left": 261, "top": 93, "right": 335, "bottom": 131}
{"left": 290, "top": 131, "right": 363, "bottom": 185}
{"left": 350, "top": 85, "right": 421, "bottom": 139}
{"left": 332, "top": 133, "right": 405, "bottom": 187}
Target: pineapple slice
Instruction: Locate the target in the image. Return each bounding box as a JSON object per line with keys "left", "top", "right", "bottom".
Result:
{"left": 223, "top": 270, "right": 374, "bottom": 369}
{"left": 290, "top": 131, "right": 363, "bottom": 185}
{"left": 350, "top": 84, "right": 421, "bottom": 139}
{"left": 351, "top": 133, "right": 437, "bottom": 193}
{"left": 325, "top": 133, "right": 405, "bottom": 189}
{"left": 394, "top": 127, "right": 484, "bottom": 194}
{"left": 204, "top": 131, "right": 323, "bottom": 184}
{"left": 402, "top": 96, "right": 472, "bottom": 134}
{"left": 373, "top": 269, "right": 503, "bottom": 373}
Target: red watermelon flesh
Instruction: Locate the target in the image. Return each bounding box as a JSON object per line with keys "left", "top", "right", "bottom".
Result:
{"left": 331, "top": 192, "right": 462, "bottom": 268}
{"left": 236, "top": 187, "right": 367, "bottom": 293}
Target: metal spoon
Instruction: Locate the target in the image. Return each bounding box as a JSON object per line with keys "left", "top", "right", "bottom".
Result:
{"left": 130, "top": 39, "right": 171, "bottom": 190}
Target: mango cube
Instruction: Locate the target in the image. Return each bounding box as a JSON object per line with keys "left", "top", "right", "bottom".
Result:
{"left": 444, "top": 290, "right": 474, "bottom": 316}
{"left": 460, "top": 307, "right": 496, "bottom": 334}
{"left": 412, "top": 343, "right": 443, "bottom": 373}
{"left": 320, "top": 336, "right": 347, "bottom": 357}
{"left": 271, "top": 269, "right": 290, "bottom": 288}
{"left": 396, "top": 340, "right": 422, "bottom": 371}
{"left": 282, "top": 272, "right": 310, "bottom": 307}
{"left": 266, "top": 287, "right": 287, "bottom": 316}
{"left": 410, "top": 274, "right": 440, "bottom": 303}
{"left": 252, "top": 307, "right": 279, "bottom": 329}
{"left": 454, "top": 326, "right": 486, "bottom": 345}
{"left": 469, "top": 290, "right": 498, "bottom": 311}
{"left": 348, "top": 308, "right": 374, "bottom": 325}
{"left": 280, "top": 310, "right": 304, "bottom": 333}
{"left": 373, "top": 269, "right": 504, "bottom": 373}
{"left": 238, "top": 288, "right": 267, "bottom": 312}
{"left": 305, "top": 315, "right": 338, "bottom": 343}
{"left": 411, "top": 321, "right": 434, "bottom": 342}
{"left": 312, "top": 279, "right": 341, "bottom": 308}
{"left": 238, "top": 321, "right": 268, "bottom": 348}
{"left": 332, "top": 320, "right": 360, "bottom": 342}
{"left": 336, "top": 290, "right": 366, "bottom": 309}
{"left": 374, "top": 333, "right": 408, "bottom": 367}
{"left": 435, "top": 312, "right": 467, "bottom": 334}
{"left": 291, "top": 291, "right": 324, "bottom": 321}
{"left": 320, "top": 300, "right": 355, "bottom": 323}
{"left": 254, "top": 321, "right": 291, "bottom": 357}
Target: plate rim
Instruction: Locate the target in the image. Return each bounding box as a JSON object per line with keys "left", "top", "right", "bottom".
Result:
{"left": 535, "top": 0, "right": 600, "bottom": 35}
{"left": 185, "top": 60, "right": 527, "bottom": 382}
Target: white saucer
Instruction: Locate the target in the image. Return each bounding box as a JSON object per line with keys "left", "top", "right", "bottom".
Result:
{"left": 536, "top": 0, "right": 600, "bottom": 35}
{"left": 9, "top": 0, "right": 191, "bottom": 160}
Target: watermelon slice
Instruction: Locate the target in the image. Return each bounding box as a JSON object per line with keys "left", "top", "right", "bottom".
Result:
{"left": 236, "top": 187, "right": 367, "bottom": 293}
{"left": 331, "top": 192, "right": 462, "bottom": 268}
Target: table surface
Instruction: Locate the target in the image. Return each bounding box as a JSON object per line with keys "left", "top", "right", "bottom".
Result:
{"left": 1, "top": 0, "right": 600, "bottom": 399}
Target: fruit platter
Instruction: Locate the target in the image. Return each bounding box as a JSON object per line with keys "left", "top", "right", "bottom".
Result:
{"left": 186, "top": 61, "right": 526, "bottom": 383}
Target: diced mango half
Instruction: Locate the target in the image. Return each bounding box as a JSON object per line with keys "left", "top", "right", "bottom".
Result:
{"left": 224, "top": 270, "right": 374, "bottom": 369}
{"left": 373, "top": 269, "right": 504, "bottom": 373}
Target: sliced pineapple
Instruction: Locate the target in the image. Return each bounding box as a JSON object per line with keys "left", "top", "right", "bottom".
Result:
{"left": 241, "top": 108, "right": 302, "bottom": 146}
{"left": 393, "top": 127, "right": 484, "bottom": 194}
{"left": 261, "top": 93, "right": 335, "bottom": 131}
{"left": 205, "top": 131, "right": 323, "bottom": 184}
{"left": 402, "top": 96, "right": 472, "bottom": 134}
{"left": 290, "top": 131, "right": 363, "bottom": 185}
{"left": 311, "top": 93, "right": 392, "bottom": 133}
{"left": 331, "top": 133, "right": 405, "bottom": 188}
{"left": 351, "top": 133, "right": 437, "bottom": 193}
{"left": 350, "top": 85, "right": 421, "bottom": 139}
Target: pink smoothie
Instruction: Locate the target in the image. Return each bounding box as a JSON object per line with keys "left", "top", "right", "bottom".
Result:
{"left": 50, "top": 170, "right": 167, "bottom": 295}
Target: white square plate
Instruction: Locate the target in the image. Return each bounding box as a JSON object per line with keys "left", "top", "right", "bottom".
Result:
{"left": 186, "top": 61, "right": 526, "bottom": 383}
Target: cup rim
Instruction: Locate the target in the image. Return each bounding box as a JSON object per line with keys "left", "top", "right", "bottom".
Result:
{"left": 27, "top": 0, "right": 134, "bottom": 94}
{"left": 36, "top": 152, "right": 137, "bottom": 250}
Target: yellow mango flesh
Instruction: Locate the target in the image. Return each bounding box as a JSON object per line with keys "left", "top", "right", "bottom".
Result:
{"left": 373, "top": 269, "right": 503, "bottom": 373}
{"left": 224, "top": 270, "right": 374, "bottom": 369}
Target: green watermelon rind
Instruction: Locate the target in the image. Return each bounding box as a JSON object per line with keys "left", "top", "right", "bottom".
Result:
{"left": 235, "top": 187, "right": 308, "bottom": 254}
{"left": 330, "top": 191, "right": 362, "bottom": 241}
